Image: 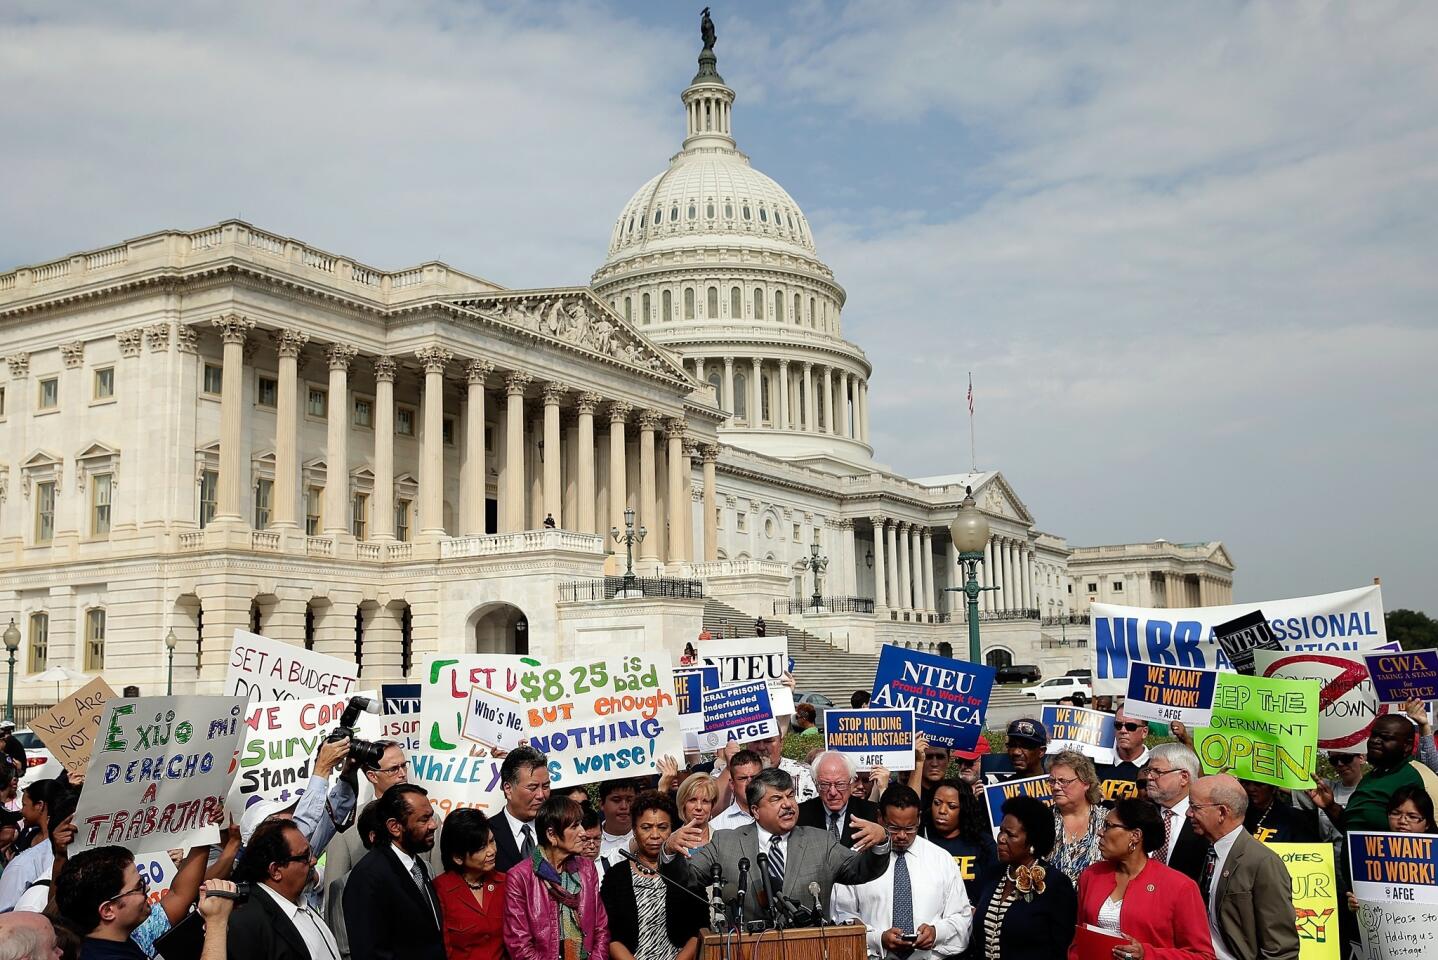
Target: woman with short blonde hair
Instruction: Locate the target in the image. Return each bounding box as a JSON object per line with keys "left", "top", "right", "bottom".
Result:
{"left": 674, "top": 773, "right": 718, "bottom": 847}
{"left": 1047, "top": 750, "right": 1106, "bottom": 884}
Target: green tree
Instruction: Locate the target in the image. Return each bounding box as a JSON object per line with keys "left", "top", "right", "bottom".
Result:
{"left": 1385, "top": 609, "right": 1438, "bottom": 651}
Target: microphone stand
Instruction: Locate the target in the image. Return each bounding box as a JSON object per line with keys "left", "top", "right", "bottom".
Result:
{"left": 617, "top": 849, "right": 724, "bottom": 918}
{"left": 755, "top": 851, "right": 791, "bottom": 931}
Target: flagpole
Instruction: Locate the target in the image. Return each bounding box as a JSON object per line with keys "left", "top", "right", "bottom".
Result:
{"left": 968, "top": 372, "right": 977, "bottom": 473}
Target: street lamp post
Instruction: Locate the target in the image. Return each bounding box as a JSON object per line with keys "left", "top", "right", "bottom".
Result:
{"left": 947, "top": 486, "right": 995, "bottom": 664}
{"left": 165, "top": 628, "right": 178, "bottom": 696}
{"left": 3, "top": 619, "right": 20, "bottom": 724}
{"left": 610, "top": 507, "right": 647, "bottom": 596}
{"left": 799, "top": 541, "right": 829, "bottom": 611}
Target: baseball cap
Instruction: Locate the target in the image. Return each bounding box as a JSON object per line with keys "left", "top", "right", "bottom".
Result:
{"left": 951, "top": 736, "right": 993, "bottom": 761}
{"left": 1006, "top": 718, "right": 1049, "bottom": 748}
{"left": 0, "top": 720, "right": 15, "bottom": 732}
{"left": 240, "top": 797, "right": 298, "bottom": 845}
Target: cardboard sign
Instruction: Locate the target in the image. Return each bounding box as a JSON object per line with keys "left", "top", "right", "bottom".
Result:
{"left": 519, "top": 655, "right": 685, "bottom": 788}
{"left": 700, "top": 637, "right": 794, "bottom": 716}
{"left": 461, "top": 685, "right": 527, "bottom": 752}
{"left": 74, "top": 695, "right": 247, "bottom": 853}
{"left": 1355, "top": 898, "right": 1438, "bottom": 960}
{"left": 1195, "top": 673, "right": 1320, "bottom": 789}
{"left": 983, "top": 775, "right": 1053, "bottom": 835}
{"left": 228, "top": 692, "right": 381, "bottom": 816}
{"left": 1091, "top": 585, "right": 1388, "bottom": 696}
{"left": 697, "top": 680, "right": 777, "bottom": 752}
{"left": 134, "top": 851, "right": 180, "bottom": 906}
{"left": 1270, "top": 843, "right": 1341, "bottom": 960}
{"left": 28, "top": 676, "right": 118, "bottom": 774}
{"left": 1349, "top": 831, "right": 1438, "bottom": 905}
{"left": 225, "top": 630, "right": 359, "bottom": 702}
{"left": 380, "top": 682, "right": 423, "bottom": 751}
{"left": 1255, "top": 647, "right": 1402, "bottom": 751}
{"left": 1214, "top": 609, "right": 1283, "bottom": 676}
{"left": 674, "top": 666, "right": 716, "bottom": 735}
{"left": 408, "top": 751, "right": 505, "bottom": 819}
{"left": 1122, "top": 661, "right": 1218, "bottom": 727}
{"left": 870, "top": 644, "right": 995, "bottom": 752}
{"left": 823, "top": 709, "right": 916, "bottom": 771}
{"left": 1364, "top": 649, "right": 1438, "bottom": 704}
{"left": 1041, "top": 705, "right": 1116, "bottom": 764}
{"left": 419, "top": 654, "right": 540, "bottom": 753}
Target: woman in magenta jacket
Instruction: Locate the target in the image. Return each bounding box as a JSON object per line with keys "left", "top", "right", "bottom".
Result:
{"left": 503, "top": 795, "right": 610, "bottom": 960}
{"left": 1069, "top": 799, "right": 1214, "bottom": 960}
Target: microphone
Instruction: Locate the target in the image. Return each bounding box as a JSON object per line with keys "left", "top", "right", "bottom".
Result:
{"left": 808, "top": 881, "right": 825, "bottom": 922}
{"left": 616, "top": 850, "right": 717, "bottom": 912}
{"left": 734, "top": 857, "right": 751, "bottom": 927}
{"left": 755, "top": 851, "right": 787, "bottom": 930}
{"left": 707, "top": 862, "right": 726, "bottom": 931}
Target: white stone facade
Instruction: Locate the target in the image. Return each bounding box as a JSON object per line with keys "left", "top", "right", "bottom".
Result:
{"left": 1067, "top": 540, "right": 1235, "bottom": 614}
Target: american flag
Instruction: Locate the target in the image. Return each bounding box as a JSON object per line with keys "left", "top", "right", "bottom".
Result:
{"left": 967, "top": 374, "right": 974, "bottom": 415}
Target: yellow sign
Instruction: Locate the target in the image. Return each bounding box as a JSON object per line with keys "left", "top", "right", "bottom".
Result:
{"left": 1270, "top": 842, "right": 1340, "bottom": 960}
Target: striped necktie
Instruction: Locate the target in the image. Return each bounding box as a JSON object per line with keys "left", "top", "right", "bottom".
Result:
{"left": 768, "top": 834, "right": 786, "bottom": 891}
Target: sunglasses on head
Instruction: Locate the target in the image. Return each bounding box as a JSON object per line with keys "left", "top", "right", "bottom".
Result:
{"left": 1115, "top": 722, "right": 1145, "bottom": 732}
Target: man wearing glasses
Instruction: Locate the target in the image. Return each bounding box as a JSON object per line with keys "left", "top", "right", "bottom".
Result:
{"left": 229, "top": 819, "right": 340, "bottom": 960}
{"left": 1140, "top": 742, "right": 1207, "bottom": 885}
{"left": 1096, "top": 709, "right": 1150, "bottom": 801}
{"left": 798, "top": 751, "right": 878, "bottom": 847}
{"left": 322, "top": 740, "right": 411, "bottom": 907}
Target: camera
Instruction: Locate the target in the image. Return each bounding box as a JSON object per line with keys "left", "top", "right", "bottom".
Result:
{"left": 327, "top": 695, "right": 387, "bottom": 769}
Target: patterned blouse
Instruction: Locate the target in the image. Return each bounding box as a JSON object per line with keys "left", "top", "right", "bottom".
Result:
{"left": 632, "top": 868, "right": 675, "bottom": 960}
{"left": 1049, "top": 804, "right": 1106, "bottom": 885}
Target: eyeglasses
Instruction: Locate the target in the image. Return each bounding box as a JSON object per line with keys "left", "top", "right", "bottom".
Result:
{"left": 1048, "top": 775, "right": 1082, "bottom": 789}
{"left": 106, "top": 876, "right": 150, "bottom": 905}
{"left": 883, "top": 823, "right": 920, "bottom": 836}
{"left": 1115, "top": 722, "right": 1146, "bottom": 732}
{"left": 816, "top": 780, "right": 851, "bottom": 792}
{"left": 1329, "top": 754, "right": 1359, "bottom": 765}
{"left": 1189, "top": 801, "right": 1226, "bottom": 813}
{"left": 1145, "top": 768, "right": 1181, "bottom": 780}
{"left": 1100, "top": 821, "right": 1131, "bottom": 832}
{"left": 377, "top": 760, "right": 409, "bottom": 776}
{"left": 1391, "top": 812, "right": 1429, "bottom": 825}
{"left": 276, "top": 847, "right": 314, "bottom": 867}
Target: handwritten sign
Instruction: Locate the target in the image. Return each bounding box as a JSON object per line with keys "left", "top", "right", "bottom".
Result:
{"left": 1122, "top": 661, "right": 1218, "bottom": 726}
{"left": 823, "top": 709, "right": 915, "bottom": 771}
{"left": 134, "top": 851, "right": 180, "bottom": 905}
{"left": 1041, "top": 705, "right": 1116, "bottom": 764}
{"left": 1255, "top": 648, "right": 1402, "bottom": 751}
{"left": 983, "top": 775, "right": 1053, "bottom": 835}
{"left": 380, "top": 683, "right": 423, "bottom": 751}
{"left": 408, "top": 751, "right": 504, "bottom": 819}
{"left": 1271, "top": 843, "right": 1340, "bottom": 960}
{"left": 419, "top": 654, "right": 540, "bottom": 753}
{"left": 74, "top": 695, "right": 247, "bottom": 853}
{"left": 519, "top": 655, "right": 685, "bottom": 788}
{"left": 1195, "top": 672, "right": 1320, "bottom": 789}
{"left": 461, "top": 686, "right": 527, "bottom": 752}
{"left": 1364, "top": 649, "right": 1438, "bottom": 704}
{"left": 1356, "top": 899, "right": 1438, "bottom": 960}
{"left": 29, "top": 676, "right": 118, "bottom": 774}
{"left": 228, "top": 692, "right": 381, "bottom": 816}
{"left": 700, "top": 637, "right": 794, "bottom": 715}
{"left": 225, "top": 630, "right": 359, "bottom": 702}
{"left": 697, "top": 680, "right": 777, "bottom": 752}
{"left": 870, "top": 644, "right": 994, "bottom": 752}
{"left": 674, "top": 666, "right": 716, "bottom": 735}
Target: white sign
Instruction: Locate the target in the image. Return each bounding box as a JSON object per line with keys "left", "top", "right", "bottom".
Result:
{"left": 225, "top": 630, "right": 360, "bottom": 702}
{"left": 461, "top": 686, "right": 527, "bottom": 752}
{"left": 408, "top": 751, "right": 505, "bottom": 820}
{"left": 75, "top": 695, "right": 247, "bottom": 854}
{"left": 419, "top": 654, "right": 539, "bottom": 754}
{"left": 1254, "top": 647, "right": 1402, "bottom": 751}
{"left": 700, "top": 636, "right": 794, "bottom": 715}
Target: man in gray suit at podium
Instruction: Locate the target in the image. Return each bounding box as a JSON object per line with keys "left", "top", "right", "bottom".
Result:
{"left": 662, "top": 768, "right": 893, "bottom": 925}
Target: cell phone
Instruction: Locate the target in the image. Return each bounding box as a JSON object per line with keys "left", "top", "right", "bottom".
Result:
{"left": 899, "top": 933, "right": 918, "bottom": 943}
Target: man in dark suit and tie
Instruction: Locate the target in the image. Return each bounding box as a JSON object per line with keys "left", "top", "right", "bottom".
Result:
{"left": 343, "top": 783, "right": 445, "bottom": 960}
{"left": 228, "top": 819, "right": 340, "bottom": 960}
{"left": 797, "top": 751, "right": 878, "bottom": 847}
{"left": 663, "top": 767, "right": 893, "bottom": 926}
{"left": 1142, "top": 743, "right": 1208, "bottom": 884}
{"left": 488, "top": 745, "right": 553, "bottom": 872}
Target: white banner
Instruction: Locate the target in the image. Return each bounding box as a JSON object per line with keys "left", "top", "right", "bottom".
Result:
{"left": 1254, "top": 646, "right": 1402, "bottom": 751}
{"left": 699, "top": 636, "right": 794, "bottom": 715}
{"left": 418, "top": 654, "right": 539, "bottom": 754}
{"left": 225, "top": 630, "right": 360, "bottom": 702}
{"left": 409, "top": 751, "right": 505, "bottom": 820}
{"left": 1092, "top": 585, "right": 1387, "bottom": 695}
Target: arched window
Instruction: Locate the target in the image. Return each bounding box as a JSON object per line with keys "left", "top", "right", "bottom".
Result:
{"left": 707, "top": 286, "right": 719, "bottom": 318}
{"left": 730, "top": 286, "right": 742, "bottom": 318}
{"left": 795, "top": 293, "right": 802, "bottom": 325}
{"left": 684, "top": 288, "right": 696, "bottom": 319}
{"left": 27, "top": 611, "right": 48, "bottom": 673}
{"left": 662, "top": 290, "right": 673, "bottom": 322}
{"left": 725, "top": 202, "right": 734, "bottom": 218}
{"left": 759, "top": 207, "right": 768, "bottom": 223}
{"left": 707, "top": 371, "right": 722, "bottom": 402}
{"left": 733, "top": 373, "right": 748, "bottom": 419}
{"left": 809, "top": 297, "right": 816, "bottom": 326}
{"left": 624, "top": 296, "right": 632, "bottom": 321}
{"left": 688, "top": 203, "right": 697, "bottom": 220}
{"left": 761, "top": 374, "right": 771, "bottom": 422}
{"left": 670, "top": 205, "right": 679, "bottom": 222}
{"left": 84, "top": 608, "right": 106, "bottom": 671}
{"left": 653, "top": 209, "right": 661, "bottom": 225}
{"left": 642, "top": 292, "right": 651, "bottom": 324}
{"left": 742, "top": 204, "right": 752, "bottom": 220}
{"left": 753, "top": 288, "right": 764, "bottom": 319}
{"left": 706, "top": 202, "right": 715, "bottom": 219}
{"left": 774, "top": 291, "right": 784, "bottom": 322}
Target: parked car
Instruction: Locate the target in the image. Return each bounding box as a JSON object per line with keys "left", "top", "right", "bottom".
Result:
{"left": 1022, "top": 676, "right": 1093, "bottom": 701}
{"left": 1065, "top": 668, "right": 1092, "bottom": 679}
{"left": 794, "top": 691, "right": 834, "bottom": 726}
{"left": 995, "top": 664, "right": 1042, "bottom": 685}
{"left": 13, "top": 729, "right": 59, "bottom": 788}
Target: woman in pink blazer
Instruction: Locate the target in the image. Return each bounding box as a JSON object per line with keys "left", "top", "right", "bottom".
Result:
{"left": 503, "top": 796, "right": 610, "bottom": 960}
{"left": 1069, "top": 799, "right": 1214, "bottom": 960}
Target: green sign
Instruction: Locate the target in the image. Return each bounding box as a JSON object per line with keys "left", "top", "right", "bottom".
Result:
{"left": 1195, "top": 672, "right": 1320, "bottom": 789}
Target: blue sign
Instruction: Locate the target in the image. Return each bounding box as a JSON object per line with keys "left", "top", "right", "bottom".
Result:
{"left": 869, "top": 644, "right": 995, "bottom": 752}
{"left": 1122, "top": 661, "right": 1218, "bottom": 726}
{"left": 1349, "top": 831, "right": 1438, "bottom": 905}
{"left": 1040, "top": 705, "right": 1116, "bottom": 763}
{"left": 823, "top": 709, "right": 916, "bottom": 771}
{"left": 1363, "top": 650, "right": 1438, "bottom": 705}
{"left": 697, "top": 680, "right": 775, "bottom": 751}
{"left": 983, "top": 775, "right": 1053, "bottom": 833}
{"left": 380, "top": 683, "right": 423, "bottom": 750}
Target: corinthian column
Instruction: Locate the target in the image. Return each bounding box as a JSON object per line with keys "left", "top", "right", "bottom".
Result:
{"left": 871, "top": 517, "right": 888, "bottom": 608}
{"left": 576, "top": 393, "right": 600, "bottom": 534}
{"left": 372, "top": 356, "right": 397, "bottom": 540}
{"left": 666, "top": 419, "right": 688, "bottom": 563}
{"left": 416, "top": 346, "right": 452, "bottom": 538}
{"left": 503, "top": 372, "right": 531, "bottom": 532}
{"left": 777, "top": 359, "right": 791, "bottom": 430}
{"left": 722, "top": 358, "right": 735, "bottom": 416}
{"left": 751, "top": 358, "right": 763, "bottom": 425}
{"left": 638, "top": 409, "right": 662, "bottom": 564}
{"left": 885, "top": 520, "right": 900, "bottom": 607}
{"left": 608, "top": 402, "right": 630, "bottom": 541}
{"left": 271, "top": 329, "right": 309, "bottom": 529}
{"left": 821, "top": 367, "right": 834, "bottom": 434}
{"left": 211, "top": 315, "right": 254, "bottom": 523}
{"left": 464, "top": 360, "right": 493, "bottom": 535}
{"left": 921, "top": 528, "right": 936, "bottom": 613}
{"left": 541, "top": 382, "right": 567, "bottom": 527}
{"left": 701, "top": 445, "right": 718, "bottom": 562}
{"left": 895, "top": 522, "right": 912, "bottom": 612}
{"left": 801, "top": 362, "right": 814, "bottom": 432}
{"left": 323, "top": 344, "right": 358, "bottom": 536}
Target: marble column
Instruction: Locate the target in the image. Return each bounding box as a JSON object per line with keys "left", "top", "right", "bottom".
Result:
{"left": 909, "top": 525, "right": 923, "bottom": 614}
{"left": 541, "top": 382, "right": 566, "bottom": 527}
{"left": 750, "top": 358, "right": 763, "bottom": 425}
{"left": 860, "top": 382, "right": 871, "bottom": 442}
{"left": 271, "top": 329, "right": 308, "bottom": 529}
{"left": 982, "top": 539, "right": 995, "bottom": 612}
{"left": 885, "top": 520, "right": 900, "bottom": 607}
{"left": 666, "top": 418, "right": 688, "bottom": 563}
{"left": 1020, "top": 545, "right": 1032, "bottom": 612}
{"left": 416, "top": 346, "right": 451, "bottom": 538}
{"left": 575, "top": 393, "right": 600, "bottom": 535}
{"left": 503, "top": 372, "right": 531, "bottom": 532}
{"left": 701, "top": 445, "right": 718, "bottom": 562}
{"left": 464, "top": 360, "right": 493, "bottom": 535}
{"left": 638, "top": 409, "right": 662, "bottom": 563}
{"left": 722, "top": 357, "right": 735, "bottom": 417}
{"left": 211, "top": 315, "right": 254, "bottom": 523}
{"left": 372, "top": 356, "right": 396, "bottom": 540}
{"left": 946, "top": 538, "right": 960, "bottom": 618}
{"left": 896, "top": 522, "right": 912, "bottom": 613}
{"left": 839, "top": 372, "right": 851, "bottom": 438}
{"left": 778, "top": 359, "right": 791, "bottom": 430}
{"left": 842, "top": 521, "right": 858, "bottom": 594}
{"left": 871, "top": 517, "right": 888, "bottom": 608}
{"left": 922, "top": 528, "right": 936, "bottom": 613}
{"left": 324, "top": 343, "right": 358, "bottom": 536}
{"left": 1006, "top": 540, "right": 1018, "bottom": 613}
{"left": 821, "top": 367, "right": 834, "bottom": 434}
{"left": 608, "top": 402, "right": 630, "bottom": 540}
{"left": 801, "top": 362, "right": 814, "bottom": 432}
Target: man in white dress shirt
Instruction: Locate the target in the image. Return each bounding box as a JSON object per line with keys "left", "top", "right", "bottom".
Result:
{"left": 831, "top": 785, "right": 972, "bottom": 959}
{"left": 710, "top": 750, "right": 763, "bottom": 831}
{"left": 228, "top": 819, "right": 341, "bottom": 960}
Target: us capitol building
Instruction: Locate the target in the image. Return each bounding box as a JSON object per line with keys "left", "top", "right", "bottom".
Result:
{"left": 0, "top": 28, "right": 1233, "bottom": 701}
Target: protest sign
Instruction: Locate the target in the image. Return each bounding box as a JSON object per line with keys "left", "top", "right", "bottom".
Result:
{"left": 674, "top": 666, "right": 716, "bottom": 735}
{"left": 409, "top": 751, "right": 505, "bottom": 819}
{"left": 698, "top": 680, "right": 777, "bottom": 752}
{"left": 823, "top": 709, "right": 916, "bottom": 771}
{"left": 1349, "top": 831, "right": 1438, "bottom": 904}
{"left": 870, "top": 644, "right": 994, "bottom": 752}
{"left": 1214, "top": 609, "right": 1282, "bottom": 676}
{"left": 134, "top": 851, "right": 179, "bottom": 906}
{"left": 1270, "top": 843, "right": 1341, "bottom": 960}
{"left": 225, "top": 630, "right": 360, "bottom": 702}
{"left": 75, "top": 695, "right": 247, "bottom": 853}
{"left": 700, "top": 637, "right": 794, "bottom": 716}
{"left": 519, "top": 655, "right": 685, "bottom": 788}
{"left": 1091, "top": 585, "right": 1388, "bottom": 696}
{"left": 1255, "top": 647, "right": 1401, "bottom": 751}
{"left": 1041, "top": 705, "right": 1116, "bottom": 764}
{"left": 1355, "top": 899, "right": 1438, "bottom": 960}
{"left": 29, "top": 675, "right": 118, "bottom": 775}
{"left": 1194, "top": 673, "right": 1320, "bottom": 789}
{"left": 228, "top": 692, "right": 381, "bottom": 816}
{"left": 461, "top": 686, "right": 527, "bottom": 752}
{"left": 1122, "top": 662, "right": 1218, "bottom": 727}
{"left": 983, "top": 775, "right": 1053, "bottom": 835}
{"left": 380, "top": 683, "right": 423, "bottom": 751}
{"left": 1363, "top": 650, "right": 1438, "bottom": 704}
{"left": 419, "top": 654, "right": 540, "bottom": 753}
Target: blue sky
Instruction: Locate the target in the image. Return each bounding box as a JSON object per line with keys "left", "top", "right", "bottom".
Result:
{"left": 3, "top": 1, "right": 1435, "bottom": 610}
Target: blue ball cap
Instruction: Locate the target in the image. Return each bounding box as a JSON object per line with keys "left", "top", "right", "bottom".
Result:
{"left": 1006, "top": 718, "right": 1049, "bottom": 747}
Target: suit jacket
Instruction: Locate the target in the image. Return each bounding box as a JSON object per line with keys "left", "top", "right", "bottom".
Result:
{"left": 226, "top": 885, "right": 313, "bottom": 960}
{"left": 1071, "top": 859, "right": 1213, "bottom": 960}
{"left": 797, "top": 796, "right": 879, "bottom": 848}
{"left": 343, "top": 845, "right": 445, "bottom": 960}
{"left": 1167, "top": 817, "right": 1209, "bottom": 887}
{"left": 1210, "top": 829, "right": 1301, "bottom": 960}
{"left": 490, "top": 808, "right": 530, "bottom": 874}
{"left": 602, "top": 858, "right": 705, "bottom": 953}
{"left": 663, "top": 822, "right": 890, "bottom": 924}
{"left": 964, "top": 860, "right": 1076, "bottom": 960}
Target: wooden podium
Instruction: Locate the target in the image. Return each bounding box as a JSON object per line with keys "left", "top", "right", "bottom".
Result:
{"left": 701, "top": 924, "right": 868, "bottom": 960}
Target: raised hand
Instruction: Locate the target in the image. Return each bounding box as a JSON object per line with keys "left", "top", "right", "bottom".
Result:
{"left": 665, "top": 817, "right": 707, "bottom": 856}
{"left": 1308, "top": 779, "right": 1335, "bottom": 811}
{"left": 315, "top": 736, "right": 350, "bottom": 777}
{"left": 848, "top": 813, "right": 888, "bottom": 853}
{"left": 657, "top": 755, "right": 681, "bottom": 792}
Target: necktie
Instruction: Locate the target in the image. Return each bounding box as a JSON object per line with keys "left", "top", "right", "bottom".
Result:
{"left": 768, "top": 834, "right": 786, "bottom": 892}
{"left": 521, "top": 823, "right": 535, "bottom": 858}
{"left": 1200, "top": 844, "right": 1218, "bottom": 907}
{"left": 892, "top": 850, "right": 915, "bottom": 935}
{"left": 410, "top": 857, "right": 440, "bottom": 927}
{"left": 1157, "top": 808, "right": 1174, "bottom": 864}
{"left": 829, "top": 811, "right": 842, "bottom": 840}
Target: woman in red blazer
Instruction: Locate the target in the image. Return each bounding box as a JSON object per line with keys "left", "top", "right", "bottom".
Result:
{"left": 434, "top": 808, "right": 509, "bottom": 960}
{"left": 1069, "top": 799, "right": 1214, "bottom": 960}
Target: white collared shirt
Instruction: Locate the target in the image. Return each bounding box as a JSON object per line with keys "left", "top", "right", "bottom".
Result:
{"left": 1206, "top": 827, "right": 1243, "bottom": 960}
{"left": 1116, "top": 746, "right": 1151, "bottom": 768}
{"left": 755, "top": 823, "right": 791, "bottom": 873}
{"left": 711, "top": 802, "right": 754, "bottom": 831}
{"left": 259, "top": 883, "right": 341, "bottom": 960}
{"left": 1163, "top": 795, "right": 1191, "bottom": 862}
{"left": 499, "top": 808, "right": 537, "bottom": 855}
{"left": 600, "top": 828, "right": 632, "bottom": 858}
{"left": 830, "top": 836, "right": 973, "bottom": 960}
